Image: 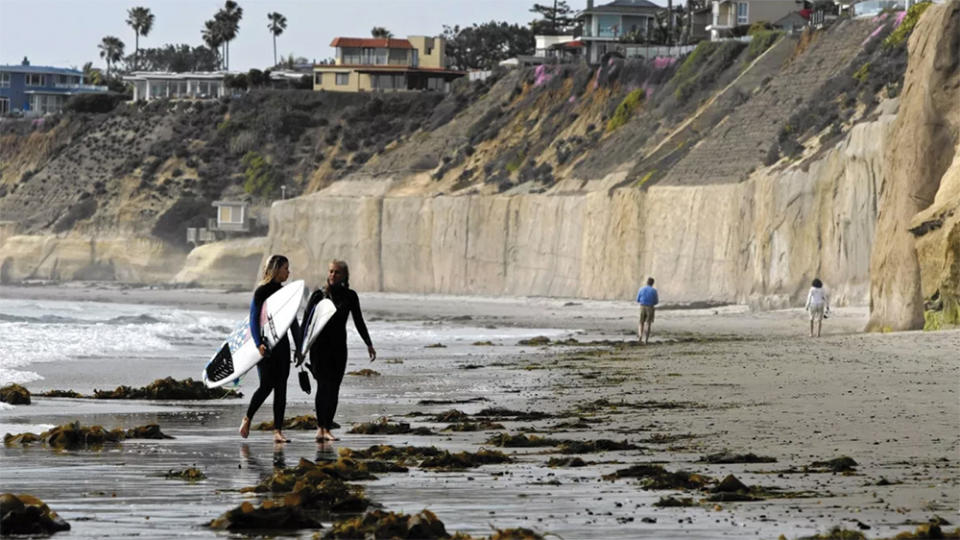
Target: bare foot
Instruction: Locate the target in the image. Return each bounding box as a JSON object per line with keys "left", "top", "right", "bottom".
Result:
{"left": 315, "top": 429, "right": 325, "bottom": 442}
{"left": 273, "top": 430, "right": 290, "bottom": 443}
{"left": 324, "top": 430, "right": 339, "bottom": 441}
{"left": 239, "top": 416, "right": 251, "bottom": 439}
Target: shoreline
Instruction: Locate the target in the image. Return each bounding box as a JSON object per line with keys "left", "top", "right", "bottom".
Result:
{"left": 0, "top": 284, "right": 957, "bottom": 538}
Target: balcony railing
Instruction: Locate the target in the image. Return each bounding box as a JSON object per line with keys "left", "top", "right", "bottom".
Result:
{"left": 54, "top": 83, "right": 108, "bottom": 91}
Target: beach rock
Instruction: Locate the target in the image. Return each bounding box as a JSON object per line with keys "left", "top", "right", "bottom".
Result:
{"left": 208, "top": 500, "right": 324, "bottom": 531}
{"left": 0, "top": 384, "right": 31, "bottom": 405}
{"left": 714, "top": 474, "right": 750, "bottom": 493}
{"left": 322, "top": 509, "right": 449, "bottom": 539}
{"left": 93, "top": 377, "right": 241, "bottom": 400}
{"left": 0, "top": 493, "right": 70, "bottom": 535}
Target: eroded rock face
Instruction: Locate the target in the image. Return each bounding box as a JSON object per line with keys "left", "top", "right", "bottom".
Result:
{"left": 0, "top": 493, "right": 70, "bottom": 535}
{"left": 868, "top": 1, "right": 960, "bottom": 331}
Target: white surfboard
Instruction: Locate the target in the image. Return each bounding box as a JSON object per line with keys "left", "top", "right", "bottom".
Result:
{"left": 299, "top": 298, "right": 338, "bottom": 356}
{"left": 203, "top": 280, "right": 305, "bottom": 389}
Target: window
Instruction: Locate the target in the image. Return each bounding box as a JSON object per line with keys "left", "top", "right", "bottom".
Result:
{"left": 737, "top": 2, "right": 749, "bottom": 25}
{"left": 219, "top": 206, "right": 242, "bottom": 224}
{"left": 26, "top": 73, "right": 45, "bottom": 86}
{"left": 335, "top": 73, "right": 349, "bottom": 85}
{"left": 0, "top": 98, "right": 9, "bottom": 114}
{"left": 0, "top": 72, "right": 9, "bottom": 87}
{"left": 315, "top": 73, "right": 322, "bottom": 85}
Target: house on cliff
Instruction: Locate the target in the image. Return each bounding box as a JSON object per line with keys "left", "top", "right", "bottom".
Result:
{"left": 706, "top": 0, "right": 801, "bottom": 39}
{"left": 122, "top": 71, "right": 232, "bottom": 101}
{"left": 313, "top": 36, "right": 464, "bottom": 93}
{"left": 578, "top": 0, "right": 661, "bottom": 64}
{"left": 0, "top": 62, "right": 107, "bottom": 116}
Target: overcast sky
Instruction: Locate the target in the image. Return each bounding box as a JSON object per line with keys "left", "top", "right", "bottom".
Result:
{"left": 0, "top": 0, "right": 618, "bottom": 72}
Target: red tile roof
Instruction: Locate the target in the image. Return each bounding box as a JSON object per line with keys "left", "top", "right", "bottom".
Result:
{"left": 330, "top": 37, "right": 414, "bottom": 49}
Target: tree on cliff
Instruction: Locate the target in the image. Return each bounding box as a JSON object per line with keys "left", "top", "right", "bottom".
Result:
{"left": 267, "top": 12, "right": 287, "bottom": 68}
{"left": 126, "top": 6, "right": 155, "bottom": 71}
{"left": 442, "top": 22, "right": 534, "bottom": 70}
{"left": 203, "top": 1, "right": 243, "bottom": 70}
{"left": 530, "top": 1, "right": 579, "bottom": 35}
{"left": 371, "top": 26, "right": 393, "bottom": 39}
{"left": 98, "top": 36, "right": 125, "bottom": 77}
{"left": 127, "top": 44, "right": 220, "bottom": 72}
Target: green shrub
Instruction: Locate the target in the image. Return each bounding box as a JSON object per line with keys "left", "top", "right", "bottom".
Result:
{"left": 242, "top": 151, "right": 279, "bottom": 198}
{"left": 64, "top": 92, "right": 125, "bottom": 113}
{"left": 883, "top": 1, "right": 932, "bottom": 48}
{"left": 746, "top": 30, "right": 783, "bottom": 61}
{"left": 606, "top": 88, "right": 646, "bottom": 132}
{"left": 852, "top": 62, "right": 870, "bottom": 83}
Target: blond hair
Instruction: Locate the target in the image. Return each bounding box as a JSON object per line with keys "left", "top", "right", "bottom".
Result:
{"left": 325, "top": 259, "right": 350, "bottom": 292}
{"left": 258, "top": 254, "right": 289, "bottom": 286}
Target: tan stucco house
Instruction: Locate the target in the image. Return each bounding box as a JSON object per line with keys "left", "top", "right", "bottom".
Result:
{"left": 707, "top": 0, "right": 802, "bottom": 39}
{"left": 313, "top": 36, "right": 464, "bottom": 93}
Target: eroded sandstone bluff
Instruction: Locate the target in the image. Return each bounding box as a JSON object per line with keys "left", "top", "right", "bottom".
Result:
{"left": 1, "top": 2, "right": 957, "bottom": 330}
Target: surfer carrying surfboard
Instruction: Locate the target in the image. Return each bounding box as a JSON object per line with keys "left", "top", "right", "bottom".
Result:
{"left": 303, "top": 259, "right": 375, "bottom": 442}
{"left": 239, "top": 254, "right": 303, "bottom": 443}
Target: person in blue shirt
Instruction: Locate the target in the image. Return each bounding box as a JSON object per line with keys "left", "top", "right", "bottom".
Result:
{"left": 636, "top": 277, "right": 659, "bottom": 344}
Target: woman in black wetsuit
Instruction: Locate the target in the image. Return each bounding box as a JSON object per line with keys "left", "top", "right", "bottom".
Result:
{"left": 304, "top": 259, "right": 375, "bottom": 441}
{"left": 239, "top": 254, "right": 301, "bottom": 443}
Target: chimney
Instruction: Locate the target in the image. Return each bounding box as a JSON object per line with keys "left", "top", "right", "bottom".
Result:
{"left": 587, "top": 0, "right": 594, "bottom": 8}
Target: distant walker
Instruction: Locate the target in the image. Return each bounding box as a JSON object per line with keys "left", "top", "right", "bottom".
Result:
{"left": 636, "top": 277, "right": 659, "bottom": 344}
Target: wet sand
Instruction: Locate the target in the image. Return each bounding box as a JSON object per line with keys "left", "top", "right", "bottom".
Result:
{"left": 0, "top": 283, "right": 957, "bottom": 539}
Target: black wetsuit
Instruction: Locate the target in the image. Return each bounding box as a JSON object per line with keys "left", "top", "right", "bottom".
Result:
{"left": 304, "top": 284, "right": 372, "bottom": 430}
{"left": 246, "top": 281, "right": 301, "bottom": 428}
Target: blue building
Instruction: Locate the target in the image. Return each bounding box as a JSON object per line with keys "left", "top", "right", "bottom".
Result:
{"left": 0, "top": 62, "right": 108, "bottom": 116}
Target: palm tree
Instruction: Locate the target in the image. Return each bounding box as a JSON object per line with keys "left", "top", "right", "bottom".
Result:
{"left": 202, "top": 18, "right": 227, "bottom": 69}
{"left": 217, "top": 1, "right": 243, "bottom": 70}
{"left": 267, "top": 12, "right": 287, "bottom": 68}
{"left": 370, "top": 26, "right": 392, "bottom": 39}
{"left": 126, "top": 6, "right": 154, "bottom": 70}
{"left": 98, "top": 36, "right": 125, "bottom": 77}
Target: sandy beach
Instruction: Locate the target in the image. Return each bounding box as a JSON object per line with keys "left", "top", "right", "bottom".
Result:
{"left": 0, "top": 283, "right": 957, "bottom": 539}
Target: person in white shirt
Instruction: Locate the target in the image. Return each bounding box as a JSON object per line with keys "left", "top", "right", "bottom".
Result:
{"left": 804, "top": 278, "right": 829, "bottom": 337}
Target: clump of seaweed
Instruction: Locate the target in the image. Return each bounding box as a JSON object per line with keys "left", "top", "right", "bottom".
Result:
{"left": 0, "top": 493, "right": 71, "bottom": 535}
{"left": 546, "top": 457, "right": 589, "bottom": 468}
{"left": 256, "top": 415, "right": 333, "bottom": 431}
{"left": 475, "top": 407, "right": 553, "bottom": 420}
{"left": 322, "top": 509, "right": 451, "bottom": 539}
{"left": 558, "top": 439, "right": 641, "bottom": 454}
{"left": 443, "top": 421, "right": 505, "bottom": 432}
{"left": 347, "top": 369, "right": 381, "bottom": 377}
{"left": 165, "top": 467, "right": 206, "bottom": 481}
{"left": 700, "top": 451, "right": 777, "bottom": 464}
{"left": 419, "top": 449, "right": 512, "bottom": 470}
{"left": 90, "top": 377, "right": 241, "bottom": 399}
{"left": 0, "top": 384, "right": 31, "bottom": 405}
{"left": 348, "top": 418, "right": 434, "bottom": 436}
{"left": 4, "top": 421, "right": 172, "bottom": 450}
{"left": 603, "top": 464, "right": 713, "bottom": 490}
{"left": 485, "top": 433, "right": 559, "bottom": 448}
